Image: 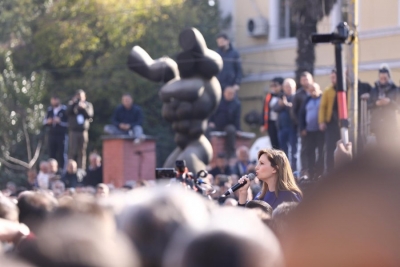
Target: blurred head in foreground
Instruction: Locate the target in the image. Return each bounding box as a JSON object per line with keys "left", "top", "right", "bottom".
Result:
{"left": 165, "top": 207, "right": 284, "bottom": 267}
{"left": 283, "top": 147, "right": 400, "bottom": 267}
{"left": 116, "top": 186, "right": 213, "bottom": 267}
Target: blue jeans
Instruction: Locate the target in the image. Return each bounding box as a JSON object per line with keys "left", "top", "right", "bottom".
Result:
{"left": 278, "top": 126, "right": 298, "bottom": 171}
{"left": 104, "top": 124, "right": 143, "bottom": 138}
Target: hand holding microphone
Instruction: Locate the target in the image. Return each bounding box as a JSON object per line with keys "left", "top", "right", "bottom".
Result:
{"left": 222, "top": 173, "right": 256, "bottom": 197}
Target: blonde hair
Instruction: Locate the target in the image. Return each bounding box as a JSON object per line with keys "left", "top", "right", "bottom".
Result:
{"left": 257, "top": 149, "right": 303, "bottom": 200}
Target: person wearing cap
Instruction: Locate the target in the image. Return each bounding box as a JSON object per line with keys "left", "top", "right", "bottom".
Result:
{"left": 319, "top": 70, "right": 341, "bottom": 174}
{"left": 260, "top": 77, "right": 284, "bottom": 149}
{"left": 67, "top": 89, "right": 94, "bottom": 170}
{"left": 368, "top": 65, "right": 400, "bottom": 146}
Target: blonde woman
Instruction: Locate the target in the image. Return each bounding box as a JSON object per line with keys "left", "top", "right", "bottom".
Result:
{"left": 238, "top": 149, "right": 302, "bottom": 209}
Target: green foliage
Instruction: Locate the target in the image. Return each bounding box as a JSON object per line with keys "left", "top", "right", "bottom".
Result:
{"left": 5, "top": 0, "right": 220, "bottom": 171}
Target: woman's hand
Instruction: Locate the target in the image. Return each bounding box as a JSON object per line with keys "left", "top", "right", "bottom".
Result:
{"left": 237, "top": 175, "right": 251, "bottom": 205}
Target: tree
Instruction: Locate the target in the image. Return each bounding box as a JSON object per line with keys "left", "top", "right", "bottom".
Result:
{"left": 291, "top": 0, "right": 337, "bottom": 81}
{"left": 0, "top": 51, "right": 46, "bottom": 175}
{"left": 11, "top": 0, "right": 221, "bottom": 167}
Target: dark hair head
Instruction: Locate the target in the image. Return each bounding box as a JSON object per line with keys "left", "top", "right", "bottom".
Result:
{"left": 271, "top": 77, "right": 284, "bottom": 85}
{"left": 217, "top": 33, "right": 229, "bottom": 40}
{"left": 379, "top": 66, "right": 391, "bottom": 77}
{"left": 245, "top": 200, "right": 273, "bottom": 216}
{"left": 217, "top": 152, "right": 227, "bottom": 159}
{"left": 17, "top": 192, "right": 58, "bottom": 232}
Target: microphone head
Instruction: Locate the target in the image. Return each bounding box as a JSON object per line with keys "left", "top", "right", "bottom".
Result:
{"left": 246, "top": 173, "right": 256, "bottom": 181}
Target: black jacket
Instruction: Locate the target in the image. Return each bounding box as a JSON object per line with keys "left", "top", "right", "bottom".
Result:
{"left": 292, "top": 88, "right": 308, "bottom": 126}
{"left": 210, "top": 98, "right": 241, "bottom": 130}
{"left": 216, "top": 45, "right": 242, "bottom": 90}
{"left": 368, "top": 81, "right": 399, "bottom": 131}
{"left": 67, "top": 100, "right": 94, "bottom": 132}
{"left": 45, "top": 105, "right": 68, "bottom": 135}
{"left": 83, "top": 166, "right": 103, "bottom": 187}
{"left": 111, "top": 104, "right": 143, "bottom": 128}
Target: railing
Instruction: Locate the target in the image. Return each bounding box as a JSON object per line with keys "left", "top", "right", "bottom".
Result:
{"left": 360, "top": 98, "right": 371, "bottom": 146}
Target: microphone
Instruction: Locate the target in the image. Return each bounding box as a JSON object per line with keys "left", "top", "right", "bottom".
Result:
{"left": 222, "top": 173, "right": 256, "bottom": 197}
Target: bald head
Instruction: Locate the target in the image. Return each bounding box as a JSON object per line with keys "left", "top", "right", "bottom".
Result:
{"left": 283, "top": 78, "right": 296, "bottom": 96}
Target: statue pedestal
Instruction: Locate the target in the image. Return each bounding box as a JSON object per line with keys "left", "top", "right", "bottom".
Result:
{"left": 102, "top": 135, "right": 156, "bottom": 187}
{"left": 210, "top": 131, "right": 256, "bottom": 167}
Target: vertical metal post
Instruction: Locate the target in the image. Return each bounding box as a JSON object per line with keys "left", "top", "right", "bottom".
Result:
{"left": 336, "top": 43, "right": 349, "bottom": 144}
{"left": 348, "top": 0, "right": 359, "bottom": 153}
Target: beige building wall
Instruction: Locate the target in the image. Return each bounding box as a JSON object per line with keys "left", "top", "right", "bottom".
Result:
{"left": 222, "top": 0, "right": 400, "bottom": 131}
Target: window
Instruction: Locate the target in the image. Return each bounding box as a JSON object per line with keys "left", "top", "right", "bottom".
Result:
{"left": 278, "top": 0, "right": 296, "bottom": 38}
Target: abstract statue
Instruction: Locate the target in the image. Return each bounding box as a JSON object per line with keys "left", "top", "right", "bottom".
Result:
{"left": 127, "top": 28, "right": 223, "bottom": 173}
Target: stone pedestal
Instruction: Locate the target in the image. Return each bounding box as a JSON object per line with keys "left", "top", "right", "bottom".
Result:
{"left": 102, "top": 136, "right": 156, "bottom": 187}
{"left": 209, "top": 131, "right": 256, "bottom": 167}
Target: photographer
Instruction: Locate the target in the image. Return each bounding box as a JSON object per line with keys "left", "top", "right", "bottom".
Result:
{"left": 67, "top": 90, "right": 94, "bottom": 170}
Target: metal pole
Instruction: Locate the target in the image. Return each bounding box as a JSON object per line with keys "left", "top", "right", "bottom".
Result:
{"left": 348, "top": 0, "right": 359, "bottom": 153}
{"left": 335, "top": 43, "right": 349, "bottom": 144}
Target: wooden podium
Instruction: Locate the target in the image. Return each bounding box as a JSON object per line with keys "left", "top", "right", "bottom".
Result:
{"left": 102, "top": 136, "right": 156, "bottom": 187}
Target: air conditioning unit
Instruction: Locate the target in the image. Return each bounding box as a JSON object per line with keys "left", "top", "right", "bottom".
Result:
{"left": 247, "top": 17, "right": 269, "bottom": 38}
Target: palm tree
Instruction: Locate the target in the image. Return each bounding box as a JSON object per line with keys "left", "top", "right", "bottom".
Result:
{"left": 290, "top": 0, "right": 338, "bottom": 82}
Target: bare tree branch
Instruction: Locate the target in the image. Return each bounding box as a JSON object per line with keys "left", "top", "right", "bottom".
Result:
{"left": 4, "top": 154, "right": 30, "bottom": 169}
{"left": 22, "top": 121, "right": 32, "bottom": 161}
{"left": 0, "top": 158, "right": 27, "bottom": 171}
{"left": 28, "top": 140, "right": 42, "bottom": 169}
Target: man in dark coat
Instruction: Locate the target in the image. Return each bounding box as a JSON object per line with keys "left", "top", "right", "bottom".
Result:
{"left": 216, "top": 33, "right": 243, "bottom": 92}
{"left": 368, "top": 66, "right": 399, "bottom": 146}
{"left": 209, "top": 87, "right": 241, "bottom": 158}
{"left": 104, "top": 94, "right": 144, "bottom": 141}
{"left": 44, "top": 95, "right": 68, "bottom": 170}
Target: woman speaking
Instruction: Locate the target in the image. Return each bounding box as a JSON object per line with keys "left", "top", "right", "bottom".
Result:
{"left": 238, "top": 149, "right": 302, "bottom": 209}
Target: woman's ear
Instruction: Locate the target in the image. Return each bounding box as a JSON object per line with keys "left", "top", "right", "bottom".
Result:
{"left": 272, "top": 167, "right": 277, "bottom": 174}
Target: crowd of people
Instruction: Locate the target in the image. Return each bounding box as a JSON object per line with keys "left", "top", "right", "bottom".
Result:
{"left": 2, "top": 141, "right": 400, "bottom": 267}
{"left": 1, "top": 33, "right": 400, "bottom": 266}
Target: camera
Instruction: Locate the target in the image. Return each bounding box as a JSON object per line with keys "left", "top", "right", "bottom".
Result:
{"left": 311, "top": 22, "right": 354, "bottom": 45}
{"left": 155, "top": 168, "right": 177, "bottom": 179}
{"left": 175, "top": 160, "right": 186, "bottom": 174}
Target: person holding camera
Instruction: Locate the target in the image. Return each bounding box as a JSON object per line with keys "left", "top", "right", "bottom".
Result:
{"left": 67, "top": 89, "right": 94, "bottom": 170}
{"left": 260, "top": 77, "right": 284, "bottom": 149}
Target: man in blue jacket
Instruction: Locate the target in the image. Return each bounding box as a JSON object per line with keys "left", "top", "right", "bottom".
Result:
{"left": 209, "top": 87, "right": 241, "bottom": 158}
{"left": 104, "top": 94, "right": 144, "bottom": 141}
{"left": 299, "top": 83, "right": 324, "bottom": 180}
{"left": 216, "top": 33, "right": 243, "bottom": 93}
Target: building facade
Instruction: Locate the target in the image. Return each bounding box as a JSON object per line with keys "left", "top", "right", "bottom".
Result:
{"left": 219, "top": 0, "right": 400, "bottom": 131}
